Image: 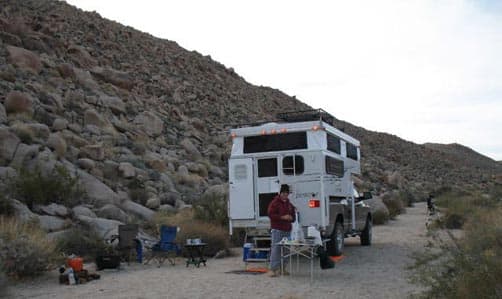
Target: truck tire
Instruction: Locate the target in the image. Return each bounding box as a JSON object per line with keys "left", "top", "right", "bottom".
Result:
{"left": 327, "top": 221, "right": 344, "bottom": 256}
{"left": 360, "top": 216, "right": 372, "bottom": 246}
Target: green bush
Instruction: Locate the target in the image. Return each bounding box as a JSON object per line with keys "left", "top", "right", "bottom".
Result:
{"left": 411, "top": 204, "right": 502, "bottom": 299}
{"left": 56, "top": 227, "right": 111, "bottom": 259}
{"left": 11, "top": 166, "right": 85, "bottom": 209}
{"left": 193, "top": 192, "right": 228, "bottom": 227}
{"left": 0, "top": 217, "right": 59, "bottom": 278}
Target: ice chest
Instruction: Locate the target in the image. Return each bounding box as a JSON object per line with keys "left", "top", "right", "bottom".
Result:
{"left": 67, "top": 257, "right": 83, "bottom": 272}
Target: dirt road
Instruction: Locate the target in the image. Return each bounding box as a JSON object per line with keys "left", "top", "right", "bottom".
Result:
{"left": 8, "top": 202, "right": 428, "bottom": 299}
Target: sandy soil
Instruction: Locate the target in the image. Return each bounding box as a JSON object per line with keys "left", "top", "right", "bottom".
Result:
{"left": 6, "top": 202, "right": 429, "bottom": 299}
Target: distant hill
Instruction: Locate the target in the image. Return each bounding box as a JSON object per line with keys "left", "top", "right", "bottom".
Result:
{"left": 0, "top": 0, "right": 500, "bottom": 232}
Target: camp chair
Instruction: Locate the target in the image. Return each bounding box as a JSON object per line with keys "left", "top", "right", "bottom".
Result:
{"left": 145, "top": 225, "right": 181, "bottom": 266}
{"left": 110, "top": 224, "right": 139, "bottom": 264}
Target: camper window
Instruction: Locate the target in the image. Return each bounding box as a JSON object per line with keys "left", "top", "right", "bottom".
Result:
{"left": 243, "top": 132, "right": 307, "bottom": 153}
{"left": 325, "top": 156, "right": 344, "bottom": 177}
{"left": 327, "top": 134, "right": 341, "bottom": 154}
{"left": 282, "top": 155, "right": 304, "bottom": 175}
{"left": 258, "top": 158, "right": 278, "bottom": 177}
{"left": 346, "top": 143, "right": 359, "bottom": 161}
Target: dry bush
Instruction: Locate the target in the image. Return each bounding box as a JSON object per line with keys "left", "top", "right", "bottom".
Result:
{"left": 150, "top": 209, "right": 230, "bottom": 257}
{"left": 411, "top": 205, "right": 502, "bottom": 299}
{"left": 372, "top": 209, "right": 389, "bottom": 225}
{"left": 193, "top": 192, "right": 228, "bottom": 227}
{"left": 0, "top": 217, "right": 59, "bottom": 278}
{"left": 382, "top": 191, "right": 405, "bottom": 219}
{"left": 56, "top": 227, "right": 111, "bottom": 259}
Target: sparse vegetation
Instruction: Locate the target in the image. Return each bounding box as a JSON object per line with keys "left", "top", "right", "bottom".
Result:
{"left": 372, "top": 209, "right": 389, "bottom": 225}
{"left": 150, "top": 208, "right": 230, "bottom": 257}
{"left": 0, "top": 194, "right": 14, "bottom": 217}
{"left": 411, "top": 187, "right": 502, "bottom": 299}
{"left": 0, "top": 217, "right": 59, "bottom": 278}
{"left": 10, "top": 165, "right": 85, "bottom": 209}
{"left": 382, "top": 191, "right": 405, "bottom": 219}
{"left": 193, "top": 192, "right": 228, "bottom": 227}
{"left": 56, "top": 227, "right": 112, "bottom": 259}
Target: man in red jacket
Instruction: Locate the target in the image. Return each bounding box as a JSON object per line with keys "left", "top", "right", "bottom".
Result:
{"left": 267, "top": 184, "right": 296, "bottom": 277}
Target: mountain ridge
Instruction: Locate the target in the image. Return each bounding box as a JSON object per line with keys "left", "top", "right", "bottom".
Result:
{"left": 0, "top": 0, "right": 500, "bottom": 233}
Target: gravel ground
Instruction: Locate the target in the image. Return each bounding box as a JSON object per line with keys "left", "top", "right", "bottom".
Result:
{"left": 6, "top": 202, "right": 428, "bottom": 299}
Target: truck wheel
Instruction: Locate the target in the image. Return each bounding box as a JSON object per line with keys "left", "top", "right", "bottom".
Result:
{"left": 327, "top": 221, "right": 344, "bottom": 256}
{"left": 360, "top": 216, "right": 372, "bottom": 246}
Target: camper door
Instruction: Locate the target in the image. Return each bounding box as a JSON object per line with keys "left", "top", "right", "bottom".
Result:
{"left": 229, "top": 158, "right": 254, "bottom": 219}
{"left": 256, "top": 157, "right": 281, "bottom": 219}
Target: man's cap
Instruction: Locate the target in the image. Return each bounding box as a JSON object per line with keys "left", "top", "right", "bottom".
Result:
{"left": 280, "top": 184, "right": 290, "bottom": 193}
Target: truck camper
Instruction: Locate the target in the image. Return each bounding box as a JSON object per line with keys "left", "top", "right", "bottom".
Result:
{"left": 228, "top": 109, "right": 372, "bottom": 257}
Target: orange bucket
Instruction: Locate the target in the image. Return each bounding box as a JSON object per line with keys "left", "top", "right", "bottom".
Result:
{"left": 67, "top": 257, "right": 83, "bottom": 272}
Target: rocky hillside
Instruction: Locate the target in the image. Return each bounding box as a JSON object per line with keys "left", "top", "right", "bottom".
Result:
{"left": 0, "top": 0, "right": 500, "bottom": 236}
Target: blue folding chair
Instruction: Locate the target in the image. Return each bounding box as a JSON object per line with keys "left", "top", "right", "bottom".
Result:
{"left": 145, "top": 225, "right": 181, "bottom": 266}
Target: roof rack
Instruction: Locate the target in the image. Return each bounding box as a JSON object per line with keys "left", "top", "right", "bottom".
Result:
{"left": 276, "top": 109, "right": 335, "bottom": 124}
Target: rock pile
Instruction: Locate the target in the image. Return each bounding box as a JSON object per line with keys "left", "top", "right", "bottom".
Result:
{"left": 0, "top": 0, "right": 500, "bottom": 238}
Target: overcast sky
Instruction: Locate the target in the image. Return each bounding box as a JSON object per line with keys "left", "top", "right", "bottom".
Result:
{"left": 67, "top": 0, "right": 502, "bottom": 160}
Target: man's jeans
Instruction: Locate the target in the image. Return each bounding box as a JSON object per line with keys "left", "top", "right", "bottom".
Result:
{"left": 270, "top": 229, "right": 291, "bottom": 270}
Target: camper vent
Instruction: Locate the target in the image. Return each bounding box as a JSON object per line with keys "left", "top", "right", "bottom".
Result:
{"left": 276, "top": 109, "right": 335, "bottom": 124}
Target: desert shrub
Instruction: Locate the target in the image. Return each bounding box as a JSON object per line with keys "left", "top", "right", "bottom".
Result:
{"left": 0, "top": 217, "right": 59, "bottom": 278}
{"left": 0, "top": 194, "right": 14, "bottom": 217}
{"left": 13, "top": 125, "right": 34, "bottom": 144}
{"left": 399, "top": 188, "right": 417, "bottom": 207}
{"left": 193, "top": 192, "right": 228, "bottom": 227}
{"left": 56, "top": 227, "right": 111, "bottom": 259}
{"left": 372, "top": 209, "right": 389, "bottom": 225}
{"left": 411, "top": 205, "right": 502, "bottom": 299}
{"left": 382, "top": 191, "right": 405, "bottom": 219}
{"left": 128, "top": 178, "right": 148, "bottom": 205}
{"left": 0, "top": 270, "right": 6, "bottom": 297}
{"left": 10, "top": 166, "right": 85, "bottom": 209}
{"left": 150, "top": 209, "right": 230, "bottom": 257}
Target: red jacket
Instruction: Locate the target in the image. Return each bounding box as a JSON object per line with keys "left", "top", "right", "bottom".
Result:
{"left": 268, "top": 195, "right": 296, "bottom": 232}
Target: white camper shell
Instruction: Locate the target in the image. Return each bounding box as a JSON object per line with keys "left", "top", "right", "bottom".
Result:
{"left": 228, "top": 110, "right": 372, "bottom": 256}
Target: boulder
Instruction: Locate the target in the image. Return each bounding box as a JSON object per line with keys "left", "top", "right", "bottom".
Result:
{"left": 4, "top": 91, "right": 33, "bottom": 115}
{"left": 0, "top": 127, "right": 21, "bottom": 164}
{"left": 118, "top": 162, "right": 135, "bottom": 178}
{"left": 67, "top": 45, "right": 97, "bottom": 68}
{"left": 6, "top": 45, "right": 42, "bottom": 74}
{"left": 56, "top": 63, "right": 75, "bottom": 78}
{"left": 209, "top": 165, "right": 225, "bottom": 178}
{"left": 84, "top": 109, "right": 107, "bottom": 128}
{"left": 120, "top": 199, "right": 155, "bottom": 220}
{"left": 47, "top": 133, "right": 67, "bottom": 157}
{"left": 91, "top": 67, "right": 134, "bottom": 91}
{"left": 100, "top": 95, "right": 126, "bottom": 115}
{"left": 9, "top": 143, "right": 39, "bottom": 169}
{"left": 180, "top": 138, "right": 201, "bottom": 160}
{"left": 79, "top": 144, "right": 105, "bottom": 161}
{"left": 72, "top": 205, "right": 97, "bottom": 218}
{"left": 203, "top": 183, "right": 228, "bottom": 199}
{"left": 96, "top": 204, "right": 129, "bottom": 223}
{"left": 12, "top": 200, "right": 37, "bottom": 222}
{"left": 33, "top": 203, "right": 70, "bottom": 217}
{"left": 74, "top": 68, "right": 100, "bottom": 91}
{"left": 52, "top": 118, "right": 68, "bottom": 131}
{"left": 26, "top": 123, "right": 50, "bottom": 141}
{"left": 76, "top": 168, "right": 120, "bottom": 207}
{"left": 37, "top": 215, "right": 67, "bottom": 232}
{"left": 0, "top": 167, "right": 17, "bottom": 182}
{"left": 77, "top": 158, "right": 95, "bottom": 170}
{"left": 76, "top": 215, "right": 123, "bottom": 239}
{"left": 158, "top": 204, "right": 176, "bottom": 213}
{"left": 145, "top": 197, "right": 160, "bottom": 209}
{"left": 0, "top": 104, "right": 6, "bottom": 124}
{"left": 133, "top": 111, "right": 163, "bottom": 137}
